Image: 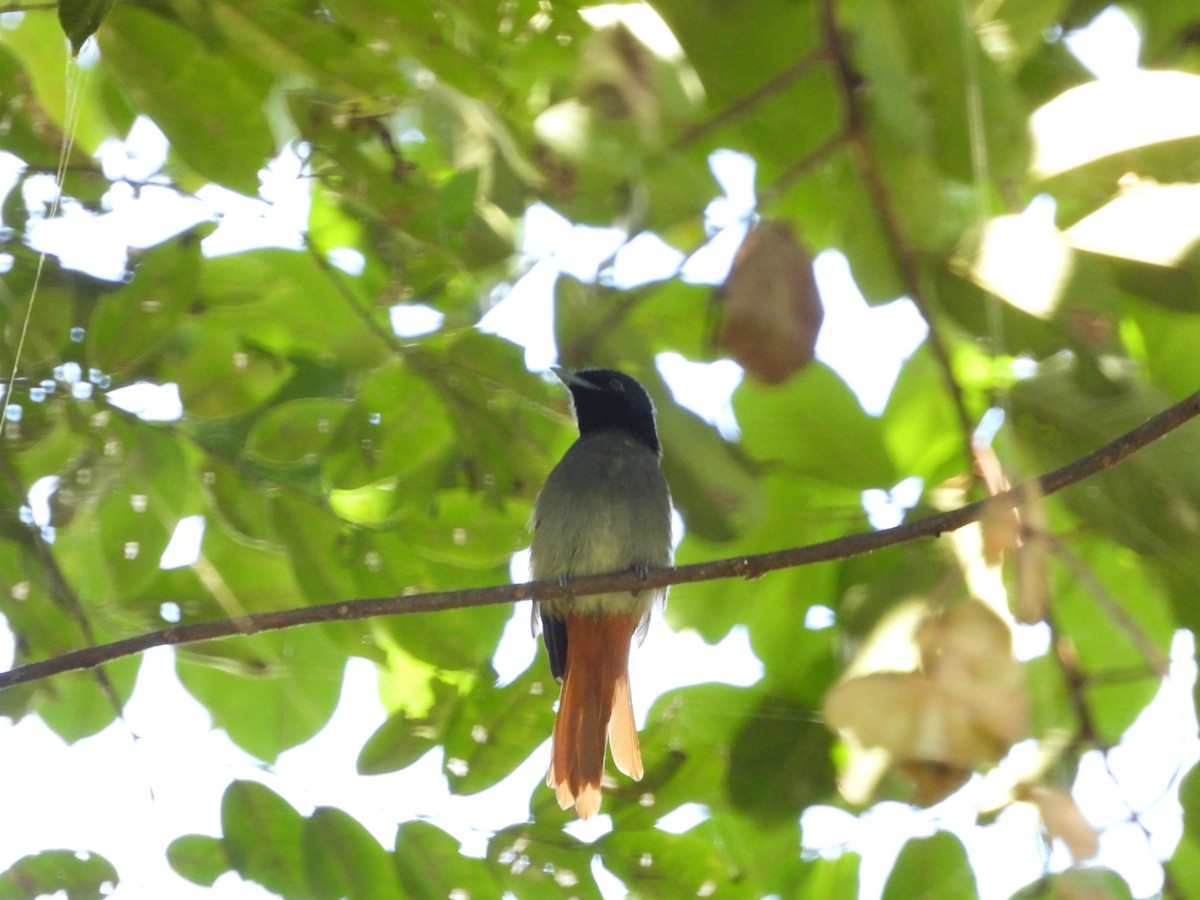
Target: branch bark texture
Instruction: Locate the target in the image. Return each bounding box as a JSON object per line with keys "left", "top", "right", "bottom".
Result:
{"left": 2, "top": 388, "right": 1198, "bottom": 691}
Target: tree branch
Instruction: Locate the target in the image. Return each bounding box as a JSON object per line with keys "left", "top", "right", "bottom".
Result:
{"left": 0, "top": 449, "right": 123, "bottom": 713}
{"left": 760, "top": 127, "right": 851, "bottom": 206}
{"left": 304, "top": 236, "right": 405, "bottom": 354}
{"left": 1049, "top": 535, "right": 1169, "bottom": 677}
{"left": 674, "top": 47, "right": 831, "bottom": 151}
{"left": 817, "top": 0, "right": 977, "bottom": 469}
{"left": 2, "top": 387, "right": 1198, "bottom": 691}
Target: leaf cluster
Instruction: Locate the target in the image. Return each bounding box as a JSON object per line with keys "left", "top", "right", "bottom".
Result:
{"left": 2, "top": 0, "right": 1200, "bottom": 896}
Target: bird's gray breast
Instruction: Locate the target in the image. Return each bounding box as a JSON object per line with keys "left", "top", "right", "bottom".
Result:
{"left": 531, "top": 430, "right": 672, "bottom": 616}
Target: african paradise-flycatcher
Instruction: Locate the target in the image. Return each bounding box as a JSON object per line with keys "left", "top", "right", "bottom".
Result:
{"left": 531, "top": 367, "right": 673, "bottom": 818}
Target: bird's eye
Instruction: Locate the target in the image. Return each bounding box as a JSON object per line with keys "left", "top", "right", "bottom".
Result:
{"left": 609, "top": 378, "right": 624, "bottom": 392}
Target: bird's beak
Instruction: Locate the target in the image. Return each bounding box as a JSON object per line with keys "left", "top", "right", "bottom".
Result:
{"left": 552, "top": 367, "right": 597, "bottom": 390}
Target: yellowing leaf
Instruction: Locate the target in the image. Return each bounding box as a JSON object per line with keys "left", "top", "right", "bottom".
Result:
{"left": 823, "top": 673, "right": 1009, "bottom": 770}
{"left": 1022, "top": 785, "right": 1100, "bottom": 862}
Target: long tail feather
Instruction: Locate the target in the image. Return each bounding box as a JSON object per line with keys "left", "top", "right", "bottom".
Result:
{"left": 547, "top": 613, "right": 640, "bottom": 818}
{"left": 609, "top": 670, "right": 643, "bottom": 781}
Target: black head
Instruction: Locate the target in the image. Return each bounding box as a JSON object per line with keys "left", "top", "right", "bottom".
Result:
{"left": 555, "top": 367, "right": 660, "bottom": 455}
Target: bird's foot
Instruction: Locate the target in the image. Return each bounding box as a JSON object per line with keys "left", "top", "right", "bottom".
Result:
{"left": 631, "top": 562, "right": 650, "bottom": 597}
{"left": 557, "top": 572, "right": 574, "bottom": 601}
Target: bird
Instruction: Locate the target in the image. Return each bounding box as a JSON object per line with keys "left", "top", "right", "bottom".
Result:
{"left": 531, "top": 367, "right": 673, "bottom": 819}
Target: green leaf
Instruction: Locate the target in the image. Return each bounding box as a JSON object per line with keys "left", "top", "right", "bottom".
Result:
{"left": 220, "top": 781, "right": 309, "bottom": 898}
{"left": 0, "top": 849, "right": 118, "bottom": 900}
{"left": 1049, "top": 537, "right": 1171, "bottom": 742}
{"left": 0, "top": 11, "right": 115, "bottom": 153}
{"left": 267, "top": 494, "right": 360, "bottom": 606}
{"left": 657, "top": 398, "right": 763, "bottom": 543}
{"left": 357, "top": 677, "right": 456, "bottom": 776}
{"left": 1124, "top": 295, "right": 1200, "bottom": 401}
{"left": 891, "top": 0, "right": 1029, "bottom": 180}
{"left": 33, "top": 658, "right": 140, "bottom": 743}
{"left": 86, "top": 234, "right": 204, "bottom": 375}
{"left": 380, "top": 604, "right": 511, "bottom": 683}
{"left": 882, "top": 832, "right": 978, "bottom": 900}
{"left": 834, "top": 538, "right": 957, "bottom": 639}
{"left": 796, "top": 851, "right": 862, "bottom": 898}
{"left": 323, "top": 361, "right": 455, "bottom": 492}
{"left": 1009, "top": 367, "right": 1200, "bottom": 632}
{"left": 167, "top": 835, "right": 228, "bottom": 888}
{"left": 1011, "top": 868, "right": 1132, "bottom": 899}
{"left": 670, "top": 470, "right": 862, "bottom": 646}
{"left": 440, "top": 663, "right": 555, "bottom": 794}
{"left": 176, "top": 628, "right": 344, "bottom": 761}
{"left": 304, "top": 807, "right": 399, "bottom": 900}
{"left": 58, "top": 0, "right": 114, "bottom": 56}
{"left": 0, "top": 43, "right": 94, "bottom": 166}
{"left": 246, "top": 397, "right": 354, "bottom": 467}
{"left": 599, "top": 829, "right": 730, "bottom": 896}
{"left": 1170, "top": 765, "right": 1200, "bottom": 896}
{"left": 711, "top": 813, "right": 807, "bottom": 896}
{"left": 635, "top": 683, "right": 758, "bottom": 815}
{"left": 207, "top": 0, "right": 408, "bottom": 102}
{"left": 53, "top": 425, "right": 199, "bottom": 607}
{"left": 484, "top": 823, "right": 603, "bottom": 898}
{"left": 726, "top": 696, "right": 837, "bottom": 821}
{"left": 100, "top": 7, "right": 274, "bottom": 194}
{"left": 199, "top": 458, "right": 276, "bottom": 545}
{"left": 395, "top": 820, "right": 504, "bottom": 898}
{"left": 192, "top": 249, "right": 391, "bottom": 370}
{"left": 168, "top": 321, "right": 294, "bottom": 419}
{"left": 734, "top": 364, "right": 896, "bottom": 490}
{"left": 1065, "top": 182, "right": 1200, "bottom": 313}
{"left": 412, "top": 329, "right": 562, "bottom": 499}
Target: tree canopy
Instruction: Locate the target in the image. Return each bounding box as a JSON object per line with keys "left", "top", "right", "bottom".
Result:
{"left": 3, "top": 0, "right": 1200, "bottom": 896}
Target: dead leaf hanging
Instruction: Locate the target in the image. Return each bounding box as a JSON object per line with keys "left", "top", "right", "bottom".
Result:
{"left": 716, "top": 220, "right": 823, "bottom": 384}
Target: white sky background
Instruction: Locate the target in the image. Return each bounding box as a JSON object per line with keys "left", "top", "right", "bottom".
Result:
{"left": 0, "top": 5, "right": 1195, "bottom": 899}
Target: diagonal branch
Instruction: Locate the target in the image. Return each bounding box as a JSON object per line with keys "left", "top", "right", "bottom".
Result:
{"left": 674, "top": 47, "right": 831, "bottom": 151}
{"left": 0, "top": 450, "right": 124, "bottom": 713}
{"left": 817, "top": 0, "right": 977, "bottom": 469}
{"left": 2, "top": 389, "right": 1196, "bottom": 691}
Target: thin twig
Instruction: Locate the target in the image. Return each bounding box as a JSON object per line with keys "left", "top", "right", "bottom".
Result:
{"left": 0, "top": 450, "right": 123, "bottom": 713}
{"left": 817, "top": 0, "right": 977, "bottom": 468}
{"left": 1045, "top": 606, "right": 1102, "bottom": 747}
{"left": 559, "top": 280, "right": 662, "bottom": 365}
{"left": 674, "top": 47, "right": 831, "bottom": 151}
{"left": 1048, "top": 536, "right": 1169, "bottom": 677}
{"left": 303, "top": 236, "right": 404, "bottom": 353}
{"left": 2, "top": 387, "right": 1197, "bottom": 691}
{"left": 1081, "top": 666, "right": 1159, "bottom": 686}
{"left": 761, "top": 128, "right": 851, "bottom": 206}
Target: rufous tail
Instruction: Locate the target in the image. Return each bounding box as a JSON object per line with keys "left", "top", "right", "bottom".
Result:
{"left": 547, "top": 613, "right": 643, "bottom": 819}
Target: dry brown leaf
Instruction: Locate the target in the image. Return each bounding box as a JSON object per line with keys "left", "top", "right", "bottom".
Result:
{"left": 898, "top": 761, "right": 973, "bottom": 807}
{"left": 918, "top": 599, "right": 1014, "bottom": 678}
{"left": 1022, "top": 785, "right": 1100, "bottom": 861}
{"left": 823, "top": 672, "right": 1009, "bottom": 770}
{"left": 1014, "top": 481, "right": 1051, "bottom": 624}
{"left": 918, "top": 600, "right": 1028, "bottom": 746}
{"left": 979, "top": 496, "right": 1021, "bottom": 565}
{"left": 824, "top": 598, "right": 1029, "bottom": 807}
{"left": 974, "top": 445, "right": 1020, "bottom": 564}
{"left": 715, "top": 220, "right": 823, "bottom": 384}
